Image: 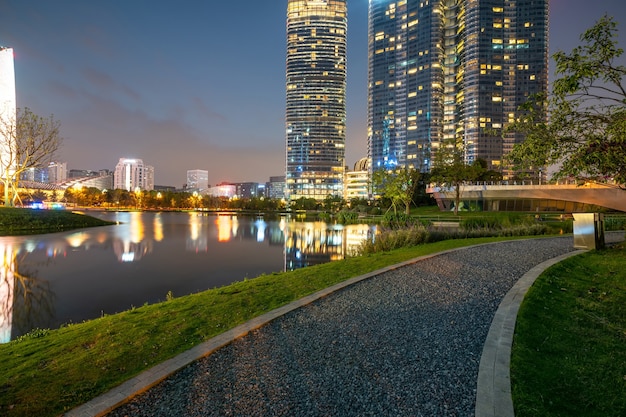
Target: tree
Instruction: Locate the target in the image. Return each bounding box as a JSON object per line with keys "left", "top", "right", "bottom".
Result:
{"left": 372, "top": 166, "right": 422, "bottom": 216}
{"left": 430, "top": 139, "right": 484, "bottom": 215}
{"left": 0, "top": 107, "right": 63, "bottom": 206}
{"left": 507, "top": 16, "right": 626, "bottom": 185}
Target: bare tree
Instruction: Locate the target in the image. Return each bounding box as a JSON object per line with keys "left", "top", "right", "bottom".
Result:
{"left": 0, "top": 107, "right": 62, "bottom": 206}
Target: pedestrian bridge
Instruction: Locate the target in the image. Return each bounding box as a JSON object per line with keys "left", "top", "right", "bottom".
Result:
{"left": 427, "top": 182, "right": 626, "bottom": 212}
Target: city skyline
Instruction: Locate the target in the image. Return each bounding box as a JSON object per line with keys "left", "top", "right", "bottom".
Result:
{"left": 1, "top": 0, "right": 625, "bottom": 187}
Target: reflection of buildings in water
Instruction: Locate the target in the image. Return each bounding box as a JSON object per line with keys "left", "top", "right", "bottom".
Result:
{"left": 0, "top": 244, "right": 15, "bottom": 343}
{"left": 153, "top": 213, "right": 164, "bottom": 242}
{"left": 284, "top": 222, "right": 375, "bottom": 271}
{"left": 187, "top": 213, "right": 207, "bottom": 253}
{"left": 284, "top": 223, "right": 344, "bottom": 271}
{"left": 0, "top": 243, "right": 55, "bottom": 343}
{"left": 112, "top": 211, "right": 153, "bottom": 262}
{"left": 344, "top": 224, "right": 375, "bottom": 256}
{"left": 112, "top": 239, "right": 153, "bottom": 263}
{"left": 216, "top": 215, "right": 233, "bottom": 242}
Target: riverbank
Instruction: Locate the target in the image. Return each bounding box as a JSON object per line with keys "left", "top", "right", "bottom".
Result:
{"left": 0, "top": 207, "right": 114, "bottom": 235}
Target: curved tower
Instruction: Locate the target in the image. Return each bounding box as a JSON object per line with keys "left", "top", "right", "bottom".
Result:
{"left": 286, "top": 0, "right": 347, "bottom": 201}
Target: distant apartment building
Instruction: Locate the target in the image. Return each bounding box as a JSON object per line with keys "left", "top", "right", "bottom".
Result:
{"left": 47, "top": 161, "right": 67, "bottom": 184}
{"left": 186, "top": 169, "right": 209, "bottom": 192}
{"left": 69, "top": 169, "right": 99, "bottom": 178}
{"left": 344, "top": 158, "right": 369, "bottom": 201}
{"left": 20, "top": 167, "right": 48, "bottom": 182}
{"left": 266, "top": 175, "right": 286, "bottom": 200}
{"left": 208, "top": 183, "right": 236, "bottom": 199}
{"left": 113, "top": 158, "right": 154, "bottom": 191}
{"left": 235, "top": 182, "right": 263, "bottom": 199}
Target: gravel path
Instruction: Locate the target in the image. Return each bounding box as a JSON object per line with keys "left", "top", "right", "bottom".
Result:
{"left": 107, "top": 237, "right": 579, "bottom": 417}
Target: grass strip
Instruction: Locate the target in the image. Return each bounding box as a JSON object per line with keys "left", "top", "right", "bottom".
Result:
{"left": 511, "top": 245, "right": 626, "bottom": 417}
{"left": 1, "top": 235, "right": 526, "bottom": 417}
{"left": 0, "top": 207, "right": 114, "bottom": 235}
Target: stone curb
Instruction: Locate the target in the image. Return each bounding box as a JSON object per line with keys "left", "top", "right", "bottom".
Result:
{"left": 474, "top": 249, "right": 587, "bottom": 417}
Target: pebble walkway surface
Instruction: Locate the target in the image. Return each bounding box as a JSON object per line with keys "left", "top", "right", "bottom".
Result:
{"left": 106, "top": 237, "right": 578, "bottom": 417}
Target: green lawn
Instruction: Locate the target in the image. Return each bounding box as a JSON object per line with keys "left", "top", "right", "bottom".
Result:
{"left": 0, "top": 207, "right": 113, "bottom": 234}
{"left": 512, "top": 244, "right": 626, "bottom": 416}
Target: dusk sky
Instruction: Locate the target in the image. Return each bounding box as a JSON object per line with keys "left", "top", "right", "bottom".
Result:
{"left": 2, "top": 0, "right": 625, "bottom": 187}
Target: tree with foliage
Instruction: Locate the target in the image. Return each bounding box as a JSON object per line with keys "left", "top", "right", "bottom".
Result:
{"left": 430, "top": 139, "right": 484, "bottom": 215}
{"left": 290, "top": 197, "right": 320, "bottom": 211}
{"left": 0, "top": 107, "right": 63, "bottom": 206}
{"left": 507, "top": 16, "right": 626, "bottom": 185}
{"left": 372, "top": 166, "right": 422, "bottom": 216}
{"left": 474, "top": 158, "right": 503, "bottom": 182}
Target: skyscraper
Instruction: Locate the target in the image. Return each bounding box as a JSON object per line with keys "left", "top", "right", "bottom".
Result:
{"left": 0, "top": 47, "right": 16, "bottom": 197}
{"left": 368, "top": 0, "right": 548, "bottom": 177}
{"left": 286, "top": 0, "right": 347, "bottom": 200}
{"left": 114, "top": 158, "right": 154, "bottom": 191}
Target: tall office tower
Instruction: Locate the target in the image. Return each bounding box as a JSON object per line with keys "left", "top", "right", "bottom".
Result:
{"left": 113, "top": 158, "right": 154, "bottom": 191}
{"left": 368, "top": 0, "right": 548, "bottom": 177}
{"left": 0, "top": 47, "right": 16, "bottom": 188}
{"left": 186, "top": 169, "right": 209, "bottom": 192}
{"left": 286, "top": 0, "right": 347, "bottom": 200}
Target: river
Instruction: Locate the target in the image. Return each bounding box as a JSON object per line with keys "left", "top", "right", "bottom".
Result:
{"left": 0, "top": 211, "right": 376, "bottom": 342}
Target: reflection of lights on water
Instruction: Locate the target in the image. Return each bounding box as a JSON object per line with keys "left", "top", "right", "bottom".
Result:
{"left": 66, "top": 232, "right": 88, "bottom": 248}
{"left": 231, "top": 216, "right": 239, "bottom": 238}
{"left": 255, "top": 219, "right": 266, "bottom": 243}
{"left": 0, "top": 244, "right": 15, "bottom": 343}
{"left": 216, "top": 216, "right": 232, "bottom": 242}
{"left": 189, "top": 212, "right": 200, "bottom": 241}
{"left": 130, "top": 212, "right": 144, "bottom": 243}
{"left": 121, "top": 252, "right": 135, "bottom": 262}
{"left": 23, "top": 240, "right": 37, "bottom": 253}
{"left": 153, "top": 213, "right": 164, "bottom": 242}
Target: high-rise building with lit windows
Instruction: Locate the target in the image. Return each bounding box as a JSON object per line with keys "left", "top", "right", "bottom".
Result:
{"left": 114, "top": 158, "right": 154, "bottom": 191}
{"left": 0, "top": 47, "right": 16, "bottom": 190}
{"left": 286, "top": 0, "right": 347, "bottom": 200}
{"left": 368, "top": 0, "right": 548, "bottom": 178}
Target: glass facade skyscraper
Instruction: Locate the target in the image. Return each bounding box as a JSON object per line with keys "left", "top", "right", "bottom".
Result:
{"left": 368, "top": 0, "right": 548, "bottom": 177}
{"left": 286, "top": 0, "right": 347, "bottom": 200}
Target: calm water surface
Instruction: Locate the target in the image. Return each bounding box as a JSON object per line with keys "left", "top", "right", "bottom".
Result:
{"left": 0, "top": 211, "right": 375, "bottom": 342}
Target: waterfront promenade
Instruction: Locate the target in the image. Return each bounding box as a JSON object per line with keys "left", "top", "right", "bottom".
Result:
{"left": 68, "top": 235, "right": 623, "bottom": 417}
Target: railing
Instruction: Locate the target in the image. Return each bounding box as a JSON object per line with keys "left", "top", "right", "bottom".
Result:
{"left": 428, "top": 179, "right": 623, "bottom": 189}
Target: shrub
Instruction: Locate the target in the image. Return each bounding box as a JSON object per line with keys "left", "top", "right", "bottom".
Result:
{"left": 336, "top": 210, "right": 359, "bottom": 224}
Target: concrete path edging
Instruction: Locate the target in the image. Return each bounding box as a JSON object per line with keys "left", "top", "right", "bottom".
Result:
{"left": 474, "top": 249, "right": 587, "bottom": 417}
